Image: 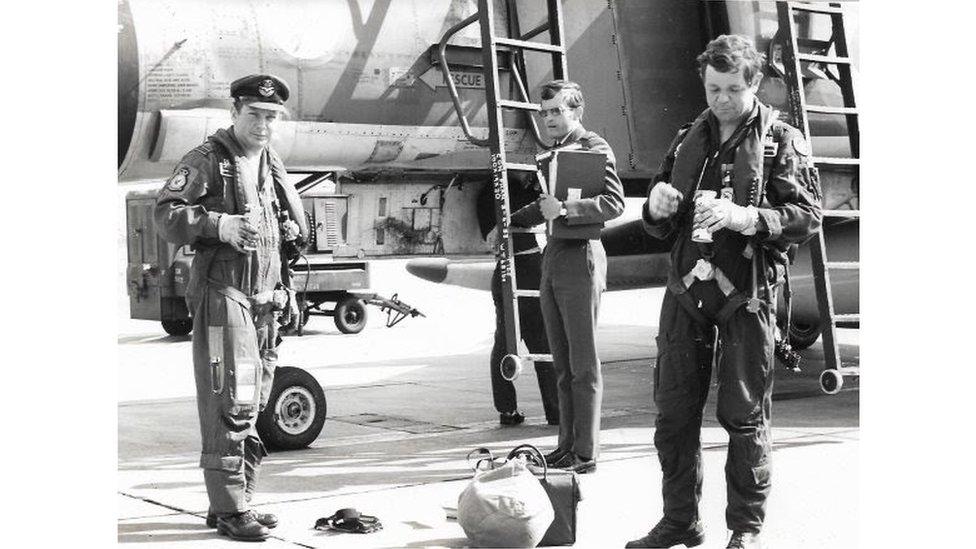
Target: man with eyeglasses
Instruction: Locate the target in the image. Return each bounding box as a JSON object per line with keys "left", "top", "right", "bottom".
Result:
{"left": 510, "top": 80, "right": 624, "bottom": 473}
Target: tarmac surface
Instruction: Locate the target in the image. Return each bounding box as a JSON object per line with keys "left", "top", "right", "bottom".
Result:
{"left": 118, "top": 247, "right": 859, "bottom": 548}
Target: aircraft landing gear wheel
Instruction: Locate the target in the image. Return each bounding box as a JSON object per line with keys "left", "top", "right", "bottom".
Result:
{"left": 789, "top": 321, "right": 822, "bottom": 350}
{"left": 334, "top": 295, "right": 367, "bottom": 334}
{"left": 820, "top": 369, "right": 844, "bottom": 395}
{"left": 500, "top": 354, "right": 524, "bottom": 381}
{"left": 257, "top": 367, "right": 326, "bottom": 451}
{"left": 161, "top": 318, "right": 192, "bottom": 336}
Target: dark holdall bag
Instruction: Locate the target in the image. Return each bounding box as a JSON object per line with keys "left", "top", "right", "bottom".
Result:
{"left": 506, "top": 444, "right": 582, "bottom": 546}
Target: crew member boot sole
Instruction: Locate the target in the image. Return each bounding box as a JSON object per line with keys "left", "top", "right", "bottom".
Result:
{"left": 216, "top": 523, "right": 269, "bottom": 542}
{"left": 626, "top": 531, "right": 704, "bottom": 548}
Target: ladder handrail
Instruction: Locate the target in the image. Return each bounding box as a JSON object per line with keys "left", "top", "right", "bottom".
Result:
{"left": 436, "top": 10, "right": 551, "bottom": 148}
{"left": 437, "top": 14, "right": 489, "bottom": 147}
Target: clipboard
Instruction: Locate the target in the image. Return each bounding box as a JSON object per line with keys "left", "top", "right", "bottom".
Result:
{"left": 543, "top": 149, "right": 607, "bottom": 240}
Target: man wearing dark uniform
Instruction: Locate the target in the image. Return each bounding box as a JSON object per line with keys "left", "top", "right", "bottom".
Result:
{"left": 476, "top": 176, "right": 560, "bottom": 426}
{"left": 154, "top": 74, "right": 308, "bottom": 542}
{"left": 512, "top": 80, "right": 624, "bottom": 474}
{"left": 625, "top": 36, "right": 822, "bottom": 549}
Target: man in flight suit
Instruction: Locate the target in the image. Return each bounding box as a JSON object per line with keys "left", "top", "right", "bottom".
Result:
{"left": 625, "top": 36, "right": 822, "bottom": 549}
{"left": 476, "top": 175, "right": 560, "bottom": 426}
{"left": 512, "top": 80, "right": 624, "bottom": 474}
{"left": 154, "top": 74, "right": 308, "bottom": 542}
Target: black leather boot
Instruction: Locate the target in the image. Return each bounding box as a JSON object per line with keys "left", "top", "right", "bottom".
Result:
{"left": 625, "top": 517, "right": 704, "bottom": 548}
{"left": 216, "top": 511, "right": 270, "bottom": 541}
{"left": 726, "top": 531, "right": 762, "bottom": 549}
{"left": 207, "top": 509, "right": 278, "bottom": 529}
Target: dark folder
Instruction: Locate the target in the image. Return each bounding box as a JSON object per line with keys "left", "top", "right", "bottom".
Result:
{"left": 543, "top": 149, "right": 607, "bottom": 240}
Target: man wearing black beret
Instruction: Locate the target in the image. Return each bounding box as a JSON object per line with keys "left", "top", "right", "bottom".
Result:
{"left": 154, "top": 74, "right": 309, "bottom": 541}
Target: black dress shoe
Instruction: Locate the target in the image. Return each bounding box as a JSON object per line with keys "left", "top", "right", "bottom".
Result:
{"left": 499, "top": 410, "right": 525, "bottom": 426}
{"left": 726, "top": 531, "right": 762, "bottom": 549}
{"left": 625, "top": 517, "right": 704, "bottom": 548}
{"left": 544, "top": 447, "right": 569, "bottom": 467}
{"left": 552, "top": 452, "right": 597, "bottom": 474}
{"left": 207, "top": 510, "right": 278, "bottom": 529}
{"left": 216, "top": 511, "right": 270, "bottom": 541}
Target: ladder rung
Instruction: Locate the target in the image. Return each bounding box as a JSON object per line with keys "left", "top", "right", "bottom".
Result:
{"left": 505, "top": 162, "right": 538, "bottom": 172}
{"left": 798, "top": 53, "right": 852, "bottom": 65}
{"left": 514, "top": 289, "right": 540, "bottom": 298}
{"left": 823, "top": 209, "right": 860, "bottom": 219}
{"left": 812, "top": 156, "right": 860, "bottom": 167}
{"left": 797, "top": 37, "right": 833, "bottom": 50}
{"left": 510, "top": 226, "right": 546, "bottom": 234}
{"left": 494, "top": 37, "right": 564, "bottom": 54}
{"left": 806, "top": 105, "right": 858, "bottom": 115}
{"left": 826, "top": 261, "right": 859, "bottom": 270}
{"left": 525, "top": 353, "right": 552, "bottom": 362}
{"left": 833, "top": 314, "right": 860, "bottom": 327}
{"left": 499, "top": 99, "right": 541, "bottom": 111}
{"left": 790, "top": 3, "right": 844, "bottom": 15}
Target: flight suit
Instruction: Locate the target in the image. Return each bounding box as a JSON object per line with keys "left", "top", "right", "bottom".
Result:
{"left": 476, "top": 179, "right": 559, "bottom": 422}
{"left": 642, "top": 102, "right": 822, "bottom": 533}
{"left": 154, "top": 127, "right": 305, "bottom": 516}
{"left": 513, "top": 125, "right": 625, "bottom": 460}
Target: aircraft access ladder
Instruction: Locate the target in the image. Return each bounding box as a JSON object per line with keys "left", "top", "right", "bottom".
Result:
{"left": 777, "top": 2, "right": 860, "bottom": 394}
{"left": 438, "top": 0, "right": 567, "bottom": 381}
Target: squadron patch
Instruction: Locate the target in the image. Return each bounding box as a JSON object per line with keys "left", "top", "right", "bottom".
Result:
{"left": 258, "top": 79, "right": 275, "bottom": 97}
{"left": 792, "top": 134, "right": 811, "bottom": 156}
{"left": 167, "top": 167, "right": 190, "bottom": 191}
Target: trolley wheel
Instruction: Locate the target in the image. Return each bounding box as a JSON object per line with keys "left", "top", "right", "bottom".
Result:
{"left": 788, "top": 320, "right": 822, "bottom": 350}
{"left": 257, "top": 366, "right": 327, "bottom": 451}
{"left": 334, "top": 295, "right": 367, "bottom": 334}
{"left": 500, "top": 354, "right": 524, "bottom": 381}
{"left": 819, "top": 369, "right": 844, "bottom": 395}
{"left": 161, "top": 318, "right": 192, "bottom": 337}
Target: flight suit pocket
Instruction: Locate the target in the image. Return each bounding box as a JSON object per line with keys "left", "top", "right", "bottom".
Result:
{"left": 208, "top": 291, "right": 264, "bottom": 415}
{"left": 654, "top": 333, "right": 695, "bottom": 400}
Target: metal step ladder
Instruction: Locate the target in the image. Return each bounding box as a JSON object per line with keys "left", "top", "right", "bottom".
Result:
{"left": 776, "top": 2, "right": 860, "bottom": 394}
{"left": 437, "top": 0, "right": 567, "bottom": 380}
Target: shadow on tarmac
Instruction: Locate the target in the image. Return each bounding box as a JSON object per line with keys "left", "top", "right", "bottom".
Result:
{"left": 117, "top": 521, "right": 213, "bottom": 543}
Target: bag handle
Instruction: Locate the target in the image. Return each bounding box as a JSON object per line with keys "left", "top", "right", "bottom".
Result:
{"left": 506, "top": 444, "right": 548, "bottom": 480}
{"left": 466, "top": 447, "right": 501, "bottom": 472}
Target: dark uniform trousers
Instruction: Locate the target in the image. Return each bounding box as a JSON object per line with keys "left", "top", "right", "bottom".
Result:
{"left": 653, "top": 288, "right": 775, "bottom": 533}
{"left": 541, "top": 238, "right": 608, "bottom": 460}
{"left": 490, "top": 252, "right": 559, "bottom": 422}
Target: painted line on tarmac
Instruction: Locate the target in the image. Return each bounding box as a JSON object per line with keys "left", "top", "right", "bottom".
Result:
{"left": 118, "top": 492, "right": 316, "bottom": 548}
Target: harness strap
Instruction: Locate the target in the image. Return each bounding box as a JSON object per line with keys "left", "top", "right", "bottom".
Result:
{"left": 207, "top": 279, "right": 251, "bottom": 311}
{"left": 666, "top": 274, "right": 714, "bottom": 329}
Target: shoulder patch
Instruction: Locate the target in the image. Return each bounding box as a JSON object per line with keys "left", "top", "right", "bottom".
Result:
{"left": 166, "top": 165, "right": 197, "bottom": 192}
{"left": 791, "top": 133, "right": 811, "bottom": 157}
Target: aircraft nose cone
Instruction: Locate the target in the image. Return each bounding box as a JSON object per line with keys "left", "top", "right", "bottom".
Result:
{"left": 405, "top": 258, "right": 449, "bottom": 283}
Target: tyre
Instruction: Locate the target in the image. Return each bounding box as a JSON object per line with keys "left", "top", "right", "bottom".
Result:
{"left": 819, "top": 369, "right": 844, "bottom": 395}
{"left": 257, "top": 366, "right": 326, "bottom": 451}
{"left": 788, "top": 320, "right": 822, "bottom": 350}
{"left": 334, "top": 295, "right": 367, "bottom": 334}
{"left": 161, "top": 317, "right": 192, "bottom": 336}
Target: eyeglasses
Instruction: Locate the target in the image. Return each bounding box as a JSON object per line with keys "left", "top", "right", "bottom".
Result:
{"left": 537, "top": 106, "right": 572, "bottom": 118}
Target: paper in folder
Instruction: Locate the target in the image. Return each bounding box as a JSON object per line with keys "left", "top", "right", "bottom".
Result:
{"left": 542, "top": 149, "right": 608, "bottom": 240}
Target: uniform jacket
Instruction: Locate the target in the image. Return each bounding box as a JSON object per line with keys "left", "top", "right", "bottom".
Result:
{"left": 154, "top": 128, "right": 308, "bottom": 309}
{"left": 511, "top": 125, "right": 625, "bottom": 231}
